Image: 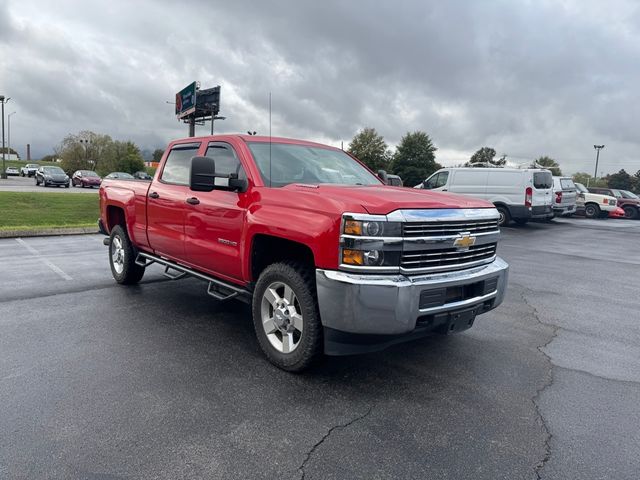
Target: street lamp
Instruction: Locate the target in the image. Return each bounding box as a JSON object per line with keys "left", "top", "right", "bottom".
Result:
{"left": 593, "top": 144, "right": 605, "bottom": 181}
{"left": 0, "top": 95, "right": 11, "bottom": 179}
{"left": 8, "top": 112, "right": 16, "bottom": 160}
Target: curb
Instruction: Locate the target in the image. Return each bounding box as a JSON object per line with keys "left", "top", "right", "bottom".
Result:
{"left": 0, "top": 227, "right": 99, "bottom": 238}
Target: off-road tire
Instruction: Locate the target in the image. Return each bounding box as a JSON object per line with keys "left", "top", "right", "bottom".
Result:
{"left": 109, "top": 225, "right": 145, "bottom": 285}
{"left": 252, "top": 262, "right": 323, "bottom": 372}
{"left": 496, "top": 206, "right": 511, "bottom": 227}
{"left": 584, "top": 203, "right": 600, "bottom": 219}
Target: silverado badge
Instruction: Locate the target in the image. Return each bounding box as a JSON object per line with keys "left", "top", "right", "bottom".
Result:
{"left": 453, "top": 233, "right": 476, "bottom": 250}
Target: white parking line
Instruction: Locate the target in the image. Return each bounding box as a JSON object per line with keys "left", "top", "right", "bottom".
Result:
{"left": 15, "top": 238, "right": 73, "bottom": 281}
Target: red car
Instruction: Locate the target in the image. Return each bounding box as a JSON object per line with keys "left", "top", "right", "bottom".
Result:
{"left": 99, "top": 134, "right": 509, "bottom": 371}
{"left": 72, "top": 170, "right": 102, "bottom": 188}
{"left": 609, "top": 206, "right": 625, "bottom": 218}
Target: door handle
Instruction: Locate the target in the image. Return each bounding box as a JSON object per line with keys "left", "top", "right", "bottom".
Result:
{"left": 149, "top": 191, "right": 160, "bottom": 199}
{"left": 186, "top": 197, "right": 200, "bottom": 205}
{"left": 442, "top": 189, "right": 448, "bottom": 191}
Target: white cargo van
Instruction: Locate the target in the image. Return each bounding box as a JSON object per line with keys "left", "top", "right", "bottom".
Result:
{"left": 417, "top": 167, "right": 554, "bottom": 226}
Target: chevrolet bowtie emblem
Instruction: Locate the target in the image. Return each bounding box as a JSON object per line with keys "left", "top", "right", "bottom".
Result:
{"left": 453, "top": 233, "right": 476, "bottom": 250}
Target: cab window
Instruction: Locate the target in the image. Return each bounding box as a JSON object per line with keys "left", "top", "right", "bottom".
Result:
{"left": 205, "top": 143, "right": 246, "bottom": 180}
{"left": 160, "top": 143, "right": 201, "bottom": 185}
{"left": 425, "top": 171, "right": 448, "bottom": 189}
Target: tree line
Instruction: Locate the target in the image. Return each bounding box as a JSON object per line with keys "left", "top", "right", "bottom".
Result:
{"left": 347, "top": 128, "right": 640, "bottom": 193}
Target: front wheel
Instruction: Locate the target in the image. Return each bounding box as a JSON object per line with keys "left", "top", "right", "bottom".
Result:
{"left": 252, "top": 262, "right": 323, "bottom": 372}
{"left": 624, "top": 206, "right": 638, "bottom": 220}
{"left": 496, "top": 206, "right": 510, "bottom": 227}
{"left": 109, "top": 225, "right": 145, "bottom": 284}
{"left": 584, "top": 203, "right": 600, "bottom": 219}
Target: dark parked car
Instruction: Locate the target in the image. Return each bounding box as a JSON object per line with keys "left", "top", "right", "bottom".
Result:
{"left": 588, "top": 187, "right": 640, "bottom": 219}
{"left": 133, "top": 171, "right": 152, "bottom": 180}
{"left": 35, "top": 166, "right": 70, "bottom": 188}
{"left": 104, "top": 172, "right": 134, "bottom": 180}
{"left": 72, "top": 170, "right": 102, "bottom": 188}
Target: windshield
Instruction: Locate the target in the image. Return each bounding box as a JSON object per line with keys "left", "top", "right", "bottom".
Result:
{"left": 609, "top": 189, "right": 622, "bottom": 198}
{"left": 82, "top": 170, "right": 99, "bottom": 177}
{"left": 575, "top": 182, "right": 588, "bottom": 193}
{"left": 620, "top": 190, "right": 639, "bottom": 199}
{"left": 247, "top": 142, "right": 381, "bottom": 187}
{"left": 43, "top": 167, "right": 65, "bottom": 174}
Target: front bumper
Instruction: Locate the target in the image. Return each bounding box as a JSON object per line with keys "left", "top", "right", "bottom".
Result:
{"left": 316, "top": 257, "right": 509, "bottom": 354}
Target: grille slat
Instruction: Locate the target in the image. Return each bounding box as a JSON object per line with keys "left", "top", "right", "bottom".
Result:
{"left": 401, "top": 243, "right": 497, "bottom": 268}
{"left": 402, "top": 244, "right": 495, "bottom": 259}
{"left": 403, "top": 220, "right": 499, "bottom": 237}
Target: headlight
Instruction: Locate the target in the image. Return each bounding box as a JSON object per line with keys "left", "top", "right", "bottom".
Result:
{"left": 340, "top": 214, "right": 402, "bottom": 271}
{"left": 44, "top": 175, "right": 52, "bottom": 179}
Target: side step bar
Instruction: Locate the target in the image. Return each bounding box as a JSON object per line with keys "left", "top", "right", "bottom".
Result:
{"left": 135, "top": 252, "right": 251, "bottom": 303}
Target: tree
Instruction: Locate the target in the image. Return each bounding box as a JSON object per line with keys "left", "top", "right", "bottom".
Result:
{"left": 390, "top": 131, "right": 440, "bottom": 187}
{"left": 152, "top": 148, "right": 164, "bottom": 163}
{"left": 632, "top": 170, "right": 640, "bottom": 194}
{"left": 99, "top": 141, "right": 145, "bottom": 176}
{"left": 608, "top": 169, "right": 633, "bottom": 190}
{"left": 59, "top": 131, "right": 113, "bottom": 174}
{"left": 347, "top": 127, "right": 391, "bottom": 171}
{"left": 466, "top": 147, "right": 505, "bottom": 167}
{"left": 533, "top": 156, "right": 562, "bottom": 176}
{"left": 572, "top": 172, "right": 607, "bottom": 188}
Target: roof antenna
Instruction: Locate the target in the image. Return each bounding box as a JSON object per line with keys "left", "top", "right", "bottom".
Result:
{"left": 269, "top": 91, "right": 272, "bottom": 188}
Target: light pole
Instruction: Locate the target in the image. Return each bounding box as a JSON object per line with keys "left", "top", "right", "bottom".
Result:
{"left": 8, "top": 112, "right": 16, "bottom": 160}
{"left": 593, "top": 144, "right": 605, "bottom": 182}
{"left": 0, "top": 95, "right": 10, "bottom": 179}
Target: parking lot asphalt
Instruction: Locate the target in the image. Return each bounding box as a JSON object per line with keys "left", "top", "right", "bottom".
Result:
{"left": 1, "top": 217, "right": 639, "bottom": 479}
{"left": 0, "top": 176, "right": 98, "bottom": 193}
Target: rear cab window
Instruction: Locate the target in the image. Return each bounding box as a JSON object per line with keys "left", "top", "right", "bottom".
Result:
{"left": 533, "top": 171, "right": 552, "bottom": 189}
{"left": 160, "top": 142, "right": 201, "bottom": 185}
{"left": 560, "top": 178, "right": 575, "bottom": 190}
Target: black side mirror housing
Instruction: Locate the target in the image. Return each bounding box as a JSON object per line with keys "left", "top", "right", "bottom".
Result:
{"left": 377, "top": 169, "right": 388, "bottom": 183}
{"left": 190, "top": 156, "right": 216, "bottom": 192}
{"left": 189, "top": 156, "right": 248, "bottom": 193}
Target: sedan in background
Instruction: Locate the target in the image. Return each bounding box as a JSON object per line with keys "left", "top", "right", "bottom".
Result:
{"left": 20, "top": 164, "right": 40, "bottom": 177}
{"left": 35, "top": 166, "right": 70, "bottom": 188}
{"left": 133, "top": 171, "right": 152, "bottom": 180}
{"left": 104, "top": 172, "right": 134, "bottom": 180}
{"left": 72, "top": 170, "right": 102, "bottom": 188}
{"left": 5, "top": 166, "right": 19, "bottom": 176}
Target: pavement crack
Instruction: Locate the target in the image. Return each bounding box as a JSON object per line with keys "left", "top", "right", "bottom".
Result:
{"left": 297, "top": 405, "right": 373, "bottom": 480}
{"left": 517, "top": 286, "right": 558, "bottom": 480}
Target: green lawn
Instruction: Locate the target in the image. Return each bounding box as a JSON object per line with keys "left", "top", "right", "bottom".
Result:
{"left": 0, "top": 192, "right": 99, "bottom": 230}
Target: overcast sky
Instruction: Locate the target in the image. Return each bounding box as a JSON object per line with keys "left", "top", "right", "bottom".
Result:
{"left": 1, "top": 0, "right": 639, "bottom": 174}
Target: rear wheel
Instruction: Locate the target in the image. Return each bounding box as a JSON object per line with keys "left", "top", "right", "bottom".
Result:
{"left": 252, "top": 262, "right": 323, "bottom": 372}
{"left": 109, "top": 225, "right": 145, "bottom": 284}
{"left": 584, "top": 203, "right": 600, "bottom": 219}
{"left": 496, "top": 206, "right": 510, "bottom": 227}
{"left": 623, "top": 206, "right": 638, "bottom": 219}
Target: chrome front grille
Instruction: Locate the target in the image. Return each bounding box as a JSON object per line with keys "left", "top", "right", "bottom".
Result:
{"left": 403, "top": 220, "right": 500, "bottom": 237}
{"left": 401, "top": 243, "right": 497, "bottom": 271}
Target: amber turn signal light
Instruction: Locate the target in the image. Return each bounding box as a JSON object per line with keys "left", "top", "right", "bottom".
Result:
{"left": 343, "top": 220, "right": 362, "bottom": 235}
{"left": 342, "top": 249, "right": 364, "bottom": 265}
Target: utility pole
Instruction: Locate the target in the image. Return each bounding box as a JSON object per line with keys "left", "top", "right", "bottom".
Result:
{"left": 8, "top": 111, "right": 16, "bottom": 159}
{"left": 188, "top": 117, "right": 195, "bottom": 137}
{"left": 593, "top": 144, "right": 605, "bottom": 180}
{"left": 0, "top": 95, "right": 10, "bottom": 180}
{"left": 210, "top": 115, "right": 226, "bottom": 135}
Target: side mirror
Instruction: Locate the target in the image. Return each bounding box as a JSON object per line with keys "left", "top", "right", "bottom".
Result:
{"left": 189, "top": 156, "right": 248, "bottom": 193}
{"left": 190, "top": 156, "right": 216, "bottom": 192}
{"left": 377, "top": 169, "right": 388, "bottom": 183}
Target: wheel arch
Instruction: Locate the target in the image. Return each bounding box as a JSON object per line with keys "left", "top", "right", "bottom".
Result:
{"left": 249, "top": 234, "right": 316, "bottom": 282}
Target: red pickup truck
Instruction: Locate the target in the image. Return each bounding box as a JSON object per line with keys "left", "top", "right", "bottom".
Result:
{"left": 99, "top": 134, "right": 509, "bottom": 371}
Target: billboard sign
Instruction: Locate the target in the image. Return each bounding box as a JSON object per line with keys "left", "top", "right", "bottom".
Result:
{"left": 195, "top": 86, "right": 221, "bottom": 117}
{"left": 175, "top": 81, "right": 197, "bottom": 119}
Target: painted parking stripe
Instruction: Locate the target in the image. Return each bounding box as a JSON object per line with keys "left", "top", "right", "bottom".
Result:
{"left": 15, "top": 238, "right": 73, "bottom": 281}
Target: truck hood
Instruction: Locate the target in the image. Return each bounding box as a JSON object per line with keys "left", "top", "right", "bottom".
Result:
{"left": 281, "top": 184, "right": 494, "bottom": 215}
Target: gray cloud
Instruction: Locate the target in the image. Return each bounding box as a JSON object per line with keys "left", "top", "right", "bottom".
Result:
{"left": 1, "top": 0, "right": 639, "bottom": 174}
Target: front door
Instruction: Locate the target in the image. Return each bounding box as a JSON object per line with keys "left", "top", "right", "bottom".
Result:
{"left": 184, "top": 142, "right": 248, "bottom": 282}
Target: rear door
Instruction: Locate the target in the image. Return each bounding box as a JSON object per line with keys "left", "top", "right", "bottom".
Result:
{"left": 532, "top": 171, "right": 553, "bottom": 208}
{"left": 183, "top": 141, "right": 248, "bottom": 282}
{"left": 559, "top": 178, "right": 576, "bottom": 208}
{"left": 146, "top": 142, "right": 201, "bottom": 260}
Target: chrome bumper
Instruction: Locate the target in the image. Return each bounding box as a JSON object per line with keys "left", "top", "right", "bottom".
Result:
{"left": 316, "top": 257, "right": 509, "bottom": 336}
